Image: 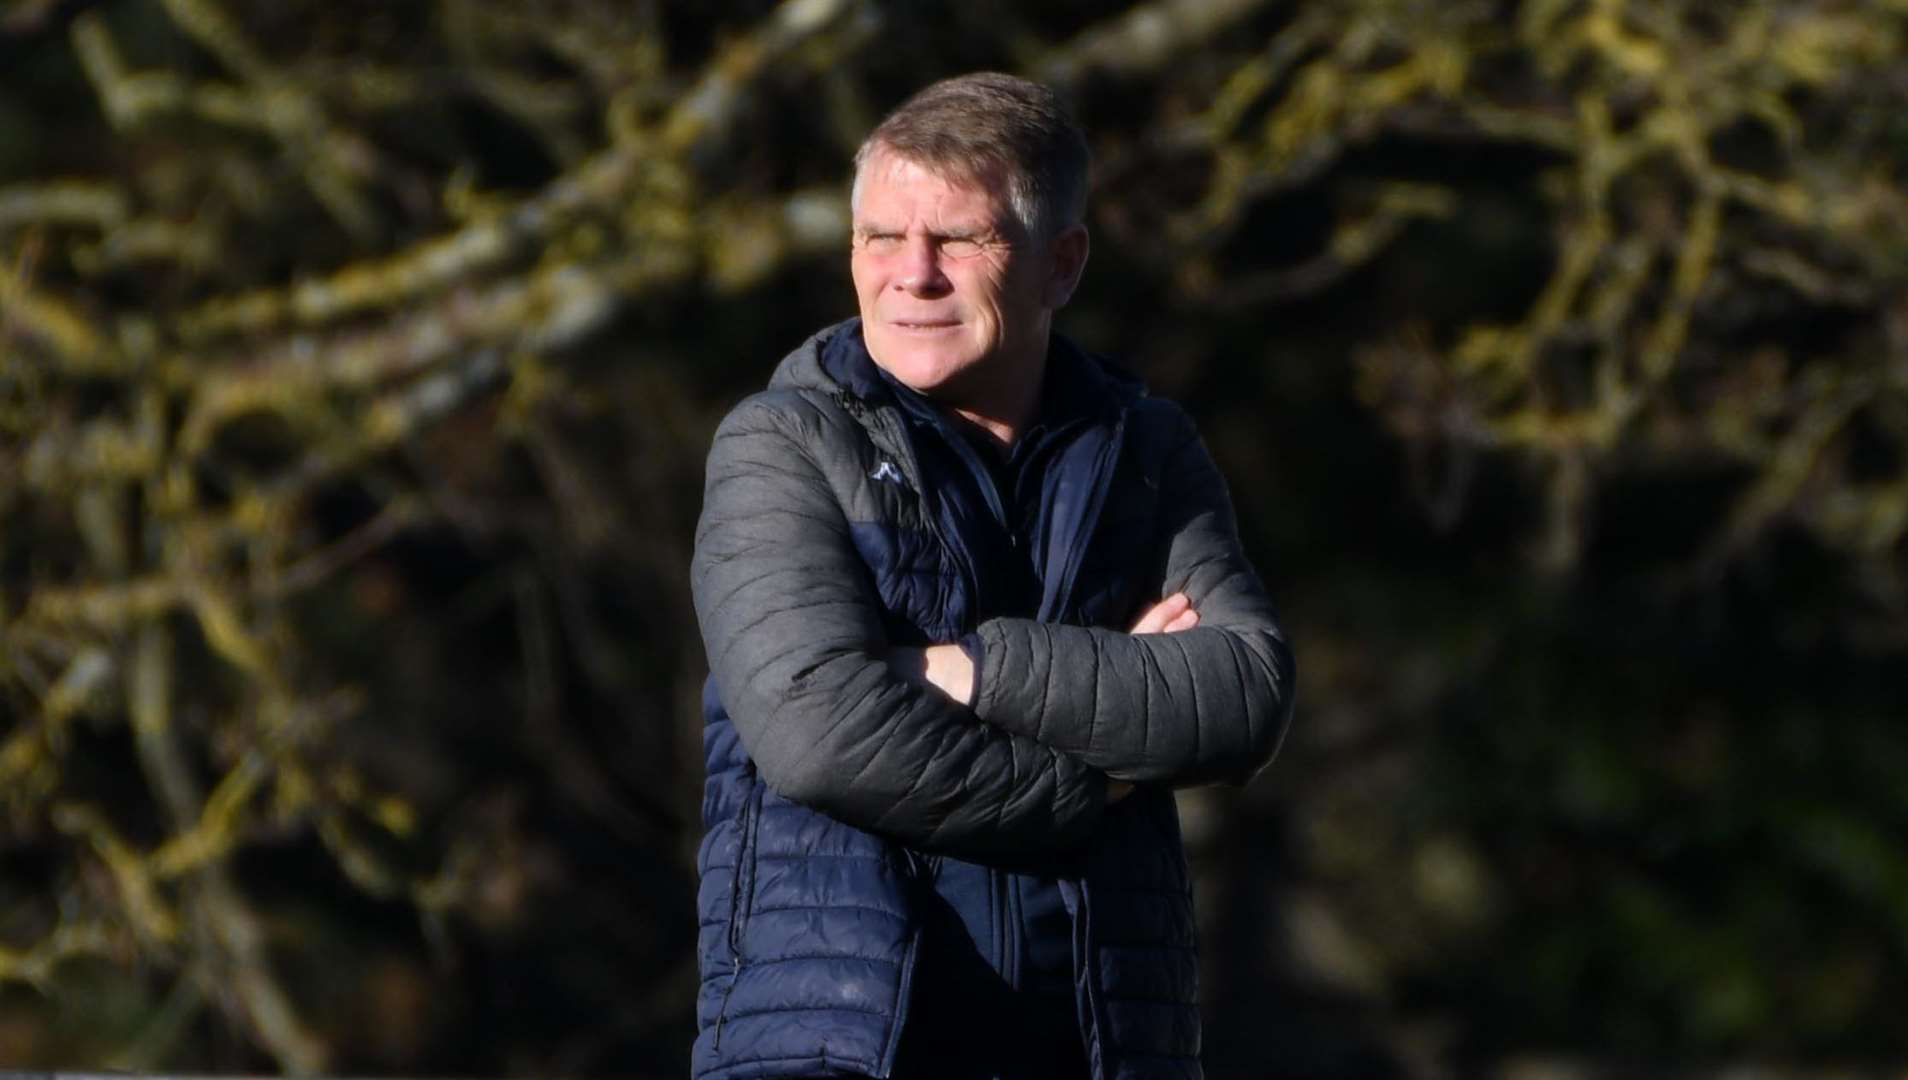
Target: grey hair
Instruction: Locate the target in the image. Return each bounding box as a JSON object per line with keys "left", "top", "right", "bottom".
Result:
{"left": 849, "top": 72, "right": 1090, "bottom": 244}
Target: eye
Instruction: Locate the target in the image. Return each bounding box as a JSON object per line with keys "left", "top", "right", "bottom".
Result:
{"left": 939, "top": 237, "right": 985, "bottom": 259}
{"left": 857, "top": 232, "right": 903, "bottom": 254}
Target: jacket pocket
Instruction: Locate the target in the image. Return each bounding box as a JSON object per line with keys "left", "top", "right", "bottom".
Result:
{"left": 726, "top": 782, "right": 765, "bottom": 960}
{"left": 714, "top": 783, "right": 764, "bottom": 1053}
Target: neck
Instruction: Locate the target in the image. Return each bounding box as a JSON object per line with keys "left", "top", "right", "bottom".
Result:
{"left": 947, "top": 344, "right": 1045, "bottom": 448}
{"left": 949, "top": 407, "right": 1021, "bottom": 449}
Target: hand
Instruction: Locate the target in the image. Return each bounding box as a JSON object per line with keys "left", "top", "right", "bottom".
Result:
{"left": 887, "top": 643, "right": 975, "bottom": 706}
{"left": 1130, "top": 592, "right": 1199, "bottom": 634}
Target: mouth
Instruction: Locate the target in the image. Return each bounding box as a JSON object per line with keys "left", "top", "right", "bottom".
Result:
{"left": 890, "top": 318, "right": 960, "bottom": 332}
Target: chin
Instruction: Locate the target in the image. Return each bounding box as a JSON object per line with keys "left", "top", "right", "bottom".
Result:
{"left": 867, "top": 335, "right": 978, "bottom": 394}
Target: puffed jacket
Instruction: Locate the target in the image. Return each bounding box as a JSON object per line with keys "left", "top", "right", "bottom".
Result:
{"left": 690, "top": 320, "right": 1295, "bottom": 1079}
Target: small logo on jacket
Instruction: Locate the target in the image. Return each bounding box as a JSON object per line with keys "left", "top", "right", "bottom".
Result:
{"left": 870, "top": 460, "right": 904, "bottom": 484}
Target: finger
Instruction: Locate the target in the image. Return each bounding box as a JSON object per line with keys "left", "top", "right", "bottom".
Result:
{"left": 1163, "top": 609, "right": 1199, "bottom": 633}
{"left": 1129, "top": 597, "right": 1171, "bottom": 634}
{"left": 1130, "top": 592, "right": 1190, "bottom": 634}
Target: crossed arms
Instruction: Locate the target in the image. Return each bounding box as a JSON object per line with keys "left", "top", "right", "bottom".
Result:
{"left": 889, "top": 591, "right": 1202, "bottom": 804}
{"left": 690, "top": 395, "right": 1295, "bottom": 858}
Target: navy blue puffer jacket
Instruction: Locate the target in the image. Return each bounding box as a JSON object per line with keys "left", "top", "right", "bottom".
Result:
{"left": 691, "top": 323, "right": 1295, "bottom": 1079}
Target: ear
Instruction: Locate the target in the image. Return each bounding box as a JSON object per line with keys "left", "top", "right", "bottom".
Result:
{"left": 1042, "top": 223, "right": 1090, "bottom": 309}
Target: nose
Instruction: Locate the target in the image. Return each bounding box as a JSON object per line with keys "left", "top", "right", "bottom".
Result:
{"left": 895, "top": 234, "right": 950, "bottom": 296}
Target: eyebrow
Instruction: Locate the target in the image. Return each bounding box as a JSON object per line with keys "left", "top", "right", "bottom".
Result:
{"left": 852, "top": 223, "right": 995, "bottom": 241}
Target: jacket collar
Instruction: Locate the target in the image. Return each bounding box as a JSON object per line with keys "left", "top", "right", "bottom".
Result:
{"left": 806, "top": 317, "right": 1140, "bottom": 433}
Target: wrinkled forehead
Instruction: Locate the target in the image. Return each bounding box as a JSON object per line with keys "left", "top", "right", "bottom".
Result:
{"left": 854, "top": 145, "right": 1017, "bottom": 221}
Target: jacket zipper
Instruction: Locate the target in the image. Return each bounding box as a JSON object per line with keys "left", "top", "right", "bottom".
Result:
{"left": 1076, "top": 878, "right": 1109, "bottom": 1080}
{"left": 1039, "top": 416, "right": 1127, "bottom": 623}
{"left": 1039, "top": 417, "right": 1125, "bottom": 1079}
{"left": 1003, "top": 871, "right": 1021, "bottom": 990}
{"left": 876, "top": 841, "right": 936, "bottom": 1076}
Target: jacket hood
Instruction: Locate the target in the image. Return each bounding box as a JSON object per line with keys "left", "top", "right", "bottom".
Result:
{"left": 765, "top": 320, "right": 846, "bottom": 395}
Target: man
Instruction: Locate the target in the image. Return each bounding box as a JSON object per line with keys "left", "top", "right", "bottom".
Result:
{"left": 690, "top": 73, "right": 1294, "bottom": 1079}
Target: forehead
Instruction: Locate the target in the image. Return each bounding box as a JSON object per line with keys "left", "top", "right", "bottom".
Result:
{"left": 854, "top": 150, "right": 1012, "bottom": 227}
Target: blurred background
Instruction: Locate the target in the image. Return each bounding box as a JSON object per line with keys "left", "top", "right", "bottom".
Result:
{"left": 3, "top": 0, "right": 1908, "bottom": 1075}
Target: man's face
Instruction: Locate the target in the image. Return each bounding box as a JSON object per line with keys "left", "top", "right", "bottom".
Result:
{"left": 850, "top": 150, "right": 1078, "bottom": 402}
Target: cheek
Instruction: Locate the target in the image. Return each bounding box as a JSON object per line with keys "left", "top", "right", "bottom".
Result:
{"left": 851, "top": 252, "right": 894, "bottom": 293}
{"left": 967, "top": 272, "right": 1013, "bottom": 317}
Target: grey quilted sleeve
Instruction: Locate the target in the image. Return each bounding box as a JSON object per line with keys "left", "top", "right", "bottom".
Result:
{"left": 969, "top": 402, "right": 1295, "bottom": 787}
{"left": 692, "top": 396, "right": 1108, "bottom": 856}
